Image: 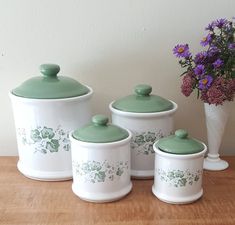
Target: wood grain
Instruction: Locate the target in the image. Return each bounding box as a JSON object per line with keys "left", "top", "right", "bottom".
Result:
{"left": 0, "top": 157, "right": 235, "bottom": 225}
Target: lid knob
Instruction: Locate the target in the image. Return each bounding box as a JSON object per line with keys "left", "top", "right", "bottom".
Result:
{"left": 175, "top": 129, "right": 188, "bottom": 139}
{"left": 135, "top": 84, "right": 152, "bottom": 96}
{"left": 40, "top": 64, "right": 60, "bottom": 78}
{"left": 92, "top": 115, "right": 109, "bottom": 126}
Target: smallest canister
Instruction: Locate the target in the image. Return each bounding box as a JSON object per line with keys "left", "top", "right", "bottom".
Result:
{"left": 70, "top": 115, "right": 132, "bottom": 203}
{"left": 152, "top": 129, "right": 207, "bottom": 204}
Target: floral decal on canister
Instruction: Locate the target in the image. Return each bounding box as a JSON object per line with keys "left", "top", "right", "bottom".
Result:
{"left": 157, "top": 169, "right": 202, "bottom": 187}
{"left": 131, "top": 130, "right": 164, "bottom": 155}
{"left": 17, "top": 126, "right": 70, "bottom": 154}
{"left": 72, "top": 160, "right": 129, "bottom": 183}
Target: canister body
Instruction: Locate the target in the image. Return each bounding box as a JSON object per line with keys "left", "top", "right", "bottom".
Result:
{"left": 152, "top": 143, "right": 207, "bottom": 204}
{"left": 10, "top": 88, "right": 93, "bottom": 181}
{"left": 70, "top": 132, "right": 132, "bottom": 203}
{"left": 110, "top": 101, "right": 177, "bottom": 179}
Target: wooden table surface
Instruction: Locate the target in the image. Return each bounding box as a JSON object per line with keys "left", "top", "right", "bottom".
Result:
{"left": 0, "top": 157, "right": 235, "bottom": 225}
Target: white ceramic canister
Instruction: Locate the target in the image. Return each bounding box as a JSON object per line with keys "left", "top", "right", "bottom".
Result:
{"left": 10, "top": 64, "right": 93, "bottom": 181}
{"left": 109, "top": 84, "right": 178, "bottom": 178}
{"left": 152, "top": 129, "right": 207, "bottom": 204}
{"left": 70, "top": 115, "right": 132, "bottom": 203}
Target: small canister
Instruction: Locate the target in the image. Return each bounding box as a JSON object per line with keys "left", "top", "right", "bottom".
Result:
{"left": 10, "top": 64, "right": 93, "bottom": 181}
{"left": 152, "top": 129, "right": 207, "bottom": 204}
{"left": 70, "top": 115, "right": 132, "bottom": 203}
{"left": 109, "top": 84, "right": 177, "bottom": 179}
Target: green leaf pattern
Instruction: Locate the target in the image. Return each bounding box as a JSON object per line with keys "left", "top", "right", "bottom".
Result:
{"left": 157, "top": 169, "right": 202, "bottom": 187}
{"left": 131, "top": 130, "right": 165, "bottom": 155}
{"left": 72, "top": 160, "right": 129, "bottom": 183}
{"left": 17, "top": 126, "right": 70, "bottom": 154}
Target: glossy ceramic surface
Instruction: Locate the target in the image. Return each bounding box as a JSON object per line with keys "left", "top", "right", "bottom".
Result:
{"left": 72, "top": 115, "right": 129, "bottom": 143}
{"left": 10, "top": 87, "right": 93, "bottom": 181}
{"left": 110, "top": 101, "right": 178, "bottom": 179}
{"left": 12, "top": 64, "right": 90, "bottom": 99}
{"left": 156, "top": 129, "right": 205, "bottom": 154}
{"left": 203, "top": 102, "right": 231, "bottom": 171}
{"left": 152, "top": 140, "right": 207, "bottom": 204}
{"left": 70, "top": 130, "right": 132, "bottom": 202}
{"left": 112, "top": 84, "right": 174, "bottom": 113}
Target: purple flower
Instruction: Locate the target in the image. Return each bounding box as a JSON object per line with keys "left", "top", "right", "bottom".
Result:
{"left": 224, "top": 21, "right": 233, "bottom": 33}
{"left": 173, "top": 44, "right": 190, "bottom": 58}
{"left": 200, "top": 34, "right": 212, "bottom": 46}
{"left": 199, "top": 75, "right": 213, "bottom": 90}
{"left": 194, "top": 51, "right": 207, "bottom": 64}
{"left": 205, "top": 21, "right": 216, "bottom": 31}
{"left": 194, "top": 64, "right": 205, "bottom": 76}
{"left": 207, "top": 46, "right": 220, "bottom": 62}
{"left": 184, "top": 51, "right": 192, "bottom": 59}
{"left": 215, "top": 18, "right": 228, "bottom": 28}
{"left": 213, "top": 59, "right": 223, "bottom": 69}
{"left": 228, "top": 43, "right": 235, "bottom": 50}
{"left": 209, "top": 46, "right": 219, "bottom": 54}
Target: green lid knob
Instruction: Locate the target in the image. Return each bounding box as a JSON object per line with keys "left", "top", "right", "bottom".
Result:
{"left": 175, "top": 129, "right": 188, "bottom": 139}
{"left": 135, "top": 84, "right": 152, "bottom": 96}
{"left": 40, "top": 64, "right": 60, "bottom": 77}
{"left": 92, "top": 115, "right": 109, "bottom": 126}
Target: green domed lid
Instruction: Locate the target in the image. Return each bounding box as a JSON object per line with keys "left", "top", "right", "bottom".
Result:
{"left": 12, "top": 64, "right": 90, "bottom": 99}
{"left": 112, "top": 84, "right": 173, "bottom": 113}
{"left": 156, "top": 129, "right": 205, "bottom": 154}
{"left": 72, "top": 115, "right": 129, "bottom": 143}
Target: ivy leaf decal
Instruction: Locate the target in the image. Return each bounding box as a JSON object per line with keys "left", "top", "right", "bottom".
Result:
{"left": 116, "top": 168, "right": 124, "bottom": 176}
{"left": 73, "top": 160, "right": 128, "bottom": 183}
{"left": 30, "top": 129, "right": 42, "bottom": 143}
{"left": 46, "top": 139, "right": 60, "bottom": 152}
{"left": 158, "top": 169, "right": 202, "bottom": 187}
{"left": 145, "top": 132, "right": 156, "bottom": 142}
{"left": 134, "top": 135, "right": 145, "bottom": 146}
{"left": 19, "top": 126, "right": 70, "bottom": 154}
{"left": 41, "top": 127, "right": 55, "bottom": 139}
{"left": 131, "top": 130, "right": 165, "bottom": 155}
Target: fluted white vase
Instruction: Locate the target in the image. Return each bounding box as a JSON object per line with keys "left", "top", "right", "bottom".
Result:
{"left": 203, "top": 102, "right": 231, "bottom": 171}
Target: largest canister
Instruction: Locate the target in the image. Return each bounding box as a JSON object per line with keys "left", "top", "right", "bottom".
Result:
{"left": 9, "top": 64, "right": 93, "bottom": 181}
{"left": 109, "top": 84, "right": 177, "bottom": 179}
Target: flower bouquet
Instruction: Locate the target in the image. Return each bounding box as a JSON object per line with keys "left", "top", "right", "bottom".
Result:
{"left": 173, "top": 18, "right": 235, "bottom": 170}
{"left": 173, "top": 18, "right": 235, "bottom": 104}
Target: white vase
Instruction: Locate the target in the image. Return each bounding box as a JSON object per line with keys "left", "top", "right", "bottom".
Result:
{"left": 203, "top": 102, "right": 231, "bottom": 171}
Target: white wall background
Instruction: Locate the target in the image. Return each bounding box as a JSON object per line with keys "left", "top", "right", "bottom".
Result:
{"left": 0, "top": 0, "right": 234, "bottom": 156}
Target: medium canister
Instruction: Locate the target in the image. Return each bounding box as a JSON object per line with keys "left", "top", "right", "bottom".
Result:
{"left": 152, "top": 129, "right": 207, "bottom": 204}
{"left": 110, "top": 84, "right": 177, "bottom": 178}
{"left": 70, "top": 115, "right": 132, "bottom": 203}
{"left": 10, "top": 64, "right": 93, "bottom": 181}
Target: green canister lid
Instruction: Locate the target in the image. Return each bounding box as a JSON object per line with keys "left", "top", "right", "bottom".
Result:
{"left": 112, "top": 84, "right": 174, "bottom": 113}
{"left": 12, "top": 64, "right": 90, "bottom": 99}
{"left": 156, "top": 129, "right": 205, "bottom": 154}
{"left": 72, "top": 115, "right": 129, "bottom": 143}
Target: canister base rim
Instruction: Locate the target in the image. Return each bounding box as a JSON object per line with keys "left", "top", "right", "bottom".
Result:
{"left": 131, "top": 169, "right": 154, "bottom": 179}
{"left": 152, "top": 185, "right": 203, "bottom": 204}
{"left": 72, "top": 182, "right": 132, "bottom": 203}
{"left": 17, "top": 160, "right": 72, "bottom": 181}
